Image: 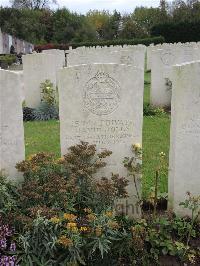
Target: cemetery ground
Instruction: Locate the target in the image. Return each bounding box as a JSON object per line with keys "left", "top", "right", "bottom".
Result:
{"left": 24, "top": 71, "right": 170, "bottom": 198}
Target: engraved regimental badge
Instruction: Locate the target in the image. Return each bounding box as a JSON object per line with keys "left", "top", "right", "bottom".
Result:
{"left": 161, "top": 51, "right": 175, "bottom": 66}
{"left": 83, "top": 72, "right": 121, "bottom": 116}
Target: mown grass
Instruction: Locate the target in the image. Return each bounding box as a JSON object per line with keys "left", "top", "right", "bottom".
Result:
{"left": 24, "top": 120, "right": 60, "bottom": 157}
{"left": 24, "top": 71, "right": 171, "bottom": 198}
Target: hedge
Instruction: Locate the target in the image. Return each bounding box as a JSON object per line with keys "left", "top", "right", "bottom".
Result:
{"left": 0, "top": 54, "right": 16, "bottom": 66}
{"left": 151, "top": 21, "right": 200, "bottom": 43}
{"left": 35, "top": 36, "right": 165, "bottom": 51}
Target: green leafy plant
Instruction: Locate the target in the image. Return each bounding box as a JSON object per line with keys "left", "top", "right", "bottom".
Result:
{"left": 180, "top": 192, "right": 200, "bottom": 259}
{"left": 0, "top": 55, "right": 16, "bottom": 66}
{"left": 143, "top": 103, "right": 166, "bottom": 116}
{"left": 1, "top": 142, "right": 200, "bottom": 265}
{"left": 33, "top": 102, "right": 59, "bottom": 121}
{"left": 17, "top": 215, "right": 60, "bottom": 266}
{"left": 34, "top": 80, "right": 59, "bottom": 121}
{"left": 145, "top": 151, "right": 168, "bottom": 217}
{"left": 0, "top": 175, "right": 17, "bottom": 216}
{"left": 40, "top": 80, "right": 57, "bottom": 106}
{"left": 123, "top": 143, "right": 142, "bottom": 203}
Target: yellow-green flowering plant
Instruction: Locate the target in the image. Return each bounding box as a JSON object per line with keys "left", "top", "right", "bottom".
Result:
{"left": 123, "top": 143, "right": 142, "bottom": 203}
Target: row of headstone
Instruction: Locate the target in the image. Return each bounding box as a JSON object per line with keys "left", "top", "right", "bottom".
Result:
{"left": 66, "top": 45, "right": 146, "bottom": 70}
{"left": 147, "top": 42, "right": 200, "bottom": 71}
{"left": 0, "top": 61, "right": 143, "bottom": 218}
{"left": 21, "top": 45, "right": 145, "bottom": 108}
{"left": 148, "top": 42, "right": 200, "bottom": 107}
{"left": 1, "top": 45, "right": 200, "bottom": 218}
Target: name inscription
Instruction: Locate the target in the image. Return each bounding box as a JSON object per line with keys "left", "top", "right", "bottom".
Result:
{"left": 65, "top": 119, "right": 134, "bottom": 145}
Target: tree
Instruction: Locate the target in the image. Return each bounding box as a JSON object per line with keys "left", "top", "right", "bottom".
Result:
{"left": 133, "top": 7, "right": 169, "bottom": 33}
{"left": 86, "top": 10, "right": 111, "bottom": 39}
{"left": 119, "top": 15, "right": 148, "bottom": 39}
{"left": 10, "top": 0, "right": 57, "bottom": 10}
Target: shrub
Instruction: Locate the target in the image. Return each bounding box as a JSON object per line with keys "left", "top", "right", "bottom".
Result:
{"left": 17, "top": 215, "right": 60, "bottom": 265}
{"left": 16, "top": 197, "right": 200, "bottom": 265}
{"left": 0, "top": 175, "right": 17, "bottom": 216}
{"left": 0, "top": 215, "right": 18, "bottom": 265}
{"left": 35, "top": 36, "right": 165, "bottom": 51}
{"left": 33, "top": 80, "right": 59, "bottom": 121}
{"left": 0, "top": 142, "right": 199, "bottom": 264}
{"left": 23, "top": 107, "right": 35, "bottom": 121}
{"left": 15, "top": 142, "right": 128, "bottom": 225}
{"left": 69, "top": 36, "right": 165, "bottom": 48}
{"left": 0, "top": 55, "right": 16, "bottom": 67}
{"left": 15, "top": 152, "right": 68, "bottom": 223}
{"left": 35, "top": 43, "right": 69, "bottom": 52}
{"left": 143, "top": 103, "right": 166, "bottom": 116}
{"left": 33, "top": 102, "right": 59, "bottom": 121}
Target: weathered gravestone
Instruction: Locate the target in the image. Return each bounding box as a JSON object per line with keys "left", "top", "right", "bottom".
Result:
{"left": 67, "top": 46, "right": 145, "bottom": 69}
{"left": 0, "top": 69, "right": 25, "bottom": 181}
{"left": 146, "top": 44, "right": 154, "bottom": 71}
{"left": 22, "top": 53, "right": 57, "bottom": 108}
{"left": 58, "top": 63, "right": 144, "bottom": 218}
{"left": 151, "top": 44, "right": 200, "bottom": 107}
{"left": 43, "top": 49, "right": 66, "bottom": 69}
{"left": 169, "top": 61, "right": 200, "bottom": 216}
{"left": 151, "top": 48, "right": 175, "bottom": 107}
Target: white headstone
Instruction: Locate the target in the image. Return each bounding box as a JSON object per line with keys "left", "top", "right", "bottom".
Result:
{"left": 22, "top": 53, "right": 57, "bottom": 108}
{"left": 58, "top": 63, "right": 144, "bottom": 218}
{"left": 67, "top": 46, "right": 145, "bottom": 69}
{"left": 43, "top": 49, "right": 65, "bottom": 69}
{"left": 151, "top": 49, "right": 174, "bottom": 107}
{"left": 146, "top": 44, "right": 154, "bottom": 71}
{"left": 169, "top": 61, "right": 200, "bottom": 216}
{"left": 0, "top": 28, "right": 3, "bottom": 54}
{"left": 0, "top": 69, "right": 25, "bottom": 181}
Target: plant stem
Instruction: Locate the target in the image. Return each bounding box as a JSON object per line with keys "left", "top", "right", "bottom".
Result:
{"left": 133, "top": 174, "right": 141, "bottom": 203}
{"left": 153, "top": 170, "right": 159, "bottom": 218}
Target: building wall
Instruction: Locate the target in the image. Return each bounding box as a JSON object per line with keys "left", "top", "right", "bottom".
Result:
{"left": 0, "top": 28, "right": 34, "bottom": 54}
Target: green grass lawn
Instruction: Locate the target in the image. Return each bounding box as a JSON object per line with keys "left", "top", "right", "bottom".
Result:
{"left": 24, "top": 71, "right": 171, "bottom": 198}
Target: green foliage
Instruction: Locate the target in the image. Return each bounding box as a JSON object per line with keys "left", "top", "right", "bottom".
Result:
{"left": 15, "top": 142, "right": 128, "bottom": 224}
{"left": 33, "top": 102, "right": 59, "bottom": 121}
{"left": 0, "top": 175, "right": 17, "bottom": 215}
{"left": 1, "top": 2, "right": 200, "bottom": 45}
{"left": 33, "top": 80, "right": 59, "bottom": 121}
{"left": 17, "top": 215, "right": 60, "bottom": 265}
{"left": 15, "top": 152, "right": 70, "bottom": 222}
{"left": 151, "top": 20, "right": 200, "bottom": 43}
{"left": 119, "top": 14, "right": 148, "bottom": 39}
{"left": 143, "top": 103, "right": 166, "bottom": 116}
{"left": 123, "top": 143, "right": 142, "bottom": 203}
{"left": 40, "top": 79, "right": 56, "bottom": 105}
{"left": 0, "top": 7, "right": 165, "bottom": 45}
{"left": 1, "top": 141, "right": 200, "bottom": 264}
{"left": 133, "top": 6, "right": 169, "bottom": 33}
{"left": 16, "top": 197, "right": 200, "bottom": 265}
{"left": 70, "top": 36, "right": 165, "bottom": 48}
{"left": 23, "top": 107, "right": 35, "bottom": 121}
{"left": 0, "top": 55, "right": 16, "bottom": 66}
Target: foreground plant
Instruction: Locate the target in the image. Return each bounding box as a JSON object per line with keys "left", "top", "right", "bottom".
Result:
{"left": 0, "top": 216, "right": 17, "bottom": 266}
{"left": 1, "top": 142, "right": 200, "bottom": 265}
{"left": 15, "top": 142, "right": 128, "bottom": 225}
{"left": 33, "top": 79, "right": 59, "bottom": 121}
{"left": 123, "top": 143, "right": 142, "bottom": 203}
